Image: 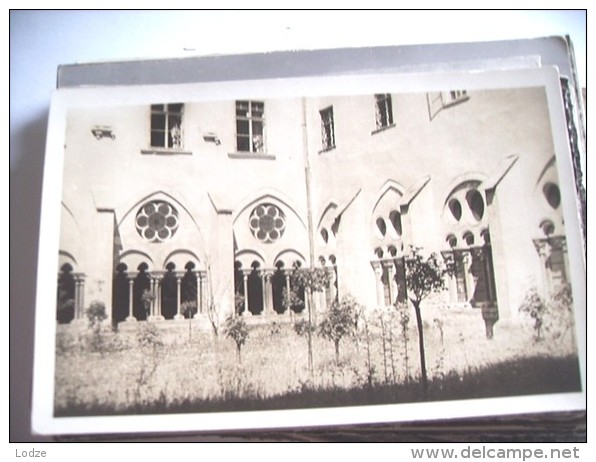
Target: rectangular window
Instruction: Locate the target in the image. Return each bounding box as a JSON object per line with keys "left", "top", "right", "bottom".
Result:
{"left": 320, "top": 106, "right": 335, "bottom": 151}
{"left": 236, "top": 100, "right": 265, "bottom": 153}
{"left": 151, "top": 103, "right": 183, "bottom": 149}
{"left": 374, "top": 94, "right": 394, "bottom": 129}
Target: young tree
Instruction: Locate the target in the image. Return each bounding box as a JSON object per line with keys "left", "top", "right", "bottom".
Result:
{"left": 318, "top": 295, "right": 361, "bottom": 365}
{"left": 223, "top": 315, "right": 249, "bottom": 363}
{"left": 181, "top": 300, "right": 197, "bottom": 342}
{"left": 289, "top": 263, "right": 332, "bottom": 379}
{"left": 404, "top": 247, "right": 451, "bottom": 394}
{"left": 85, "top": 300, "right": 108, "bottom": 354}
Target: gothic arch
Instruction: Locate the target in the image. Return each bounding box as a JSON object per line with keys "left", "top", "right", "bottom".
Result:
{"left": 232, "top": 188, "right": 307, "bottom": 229}
{"left": 371, "top": 179, "right": 406, "bottom": 215}
{"left": 442, "top": 173, "right": 487, "bottom": 208}
{"left": 118, "top": 189, "right": 203, "bottom": 233}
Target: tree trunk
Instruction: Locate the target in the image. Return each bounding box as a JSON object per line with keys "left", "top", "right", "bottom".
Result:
{"left": 413, "top": 301, "right": 428, "bottom": 395}
{"left": 334, "top": 340, "right": 340, "bottom": 365}
{"left": 307, "top": 289, "right": 315, "bottom": 382}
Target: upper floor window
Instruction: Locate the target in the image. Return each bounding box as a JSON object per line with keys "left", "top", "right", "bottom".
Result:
{"left": 427, "top": 90, "right": 470, "bottom": 120}
{"left": 236, "top": 101, "right": 265, "bottom": 153}
{"left": 374, "top": 94, "right": 394, "bottom": 129}
{"left": 151, "top": 104, "right": 183, "bottom": 149}
{"left": 320, "top": 106, "right": 335, "bottom": 151}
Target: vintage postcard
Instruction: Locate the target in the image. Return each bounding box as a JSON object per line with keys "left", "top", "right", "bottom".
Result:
{"left": 32, "top": 63, "right": 586, "bottom": 436}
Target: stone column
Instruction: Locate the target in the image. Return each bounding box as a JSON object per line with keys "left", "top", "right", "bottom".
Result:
{"left": 73, "top": 274, "right": 83, "bottom": 320}
{"left": 174, "top": 272, "right": 184, "bottom": 320}
{"left": 327, "top": 266, "right": 337, "bottom": 306}
{"left": 195, "top": 271, "right": 201, "bottom": 315}
{"left": 371, "top": 261, "right": 384, "bottom": 307}
{"left": 383, "top": 260, "right": 396, "bottom": 306}
{"left": 150, "top": 273, "right": 165, "bottom": 320}
{"left": 284, "top": 270, "right": 292, "bottom": 315}
{"left": 242, "top": 270, "right": 251, "bottom": 315}
{"left": 261, "top": 269, "right": 274, "bottom": 315}
{"left": 199, "top": 270, "right": 207, "bottom": 314}
{"left": 126, "top": 272, "right": 137, "bottom": 321}
{"left": 560, "top": 238, "right": 571, "bottom": 289}
{"left": 462, "top": 252, "right": 474, "bottom": 304}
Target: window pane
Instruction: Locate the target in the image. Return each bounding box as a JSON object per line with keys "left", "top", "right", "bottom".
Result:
{"left": 386, "top": 97, "right": 393, "bottom": 125}
{"left": 168, "top": 114, "right": 182, "bottom": 130}
{"left": 151, "top": 104, "right": 164, "bottom": 112}
{"left": 237, "top": 119, "right": 249, "bottom": 135}
{"left": 251, "top": 101, "right": 264, "bottom": 117}
{"left": 151, "top": 113, "right": 165, "bottom": 130}
{"left": 236, "top": 101, "right": 249, "bottom": 116}
{"left": 252, "top": 121, "right": 263, "bottom": 136}
{"left": 151, "top": 131, "right": 165, "bottom": 147}
{"left": 237, "top": 135, "right": 250, "bottom": 152}
{"left": 168, "top": 103, "right": 183, "bottom": 113}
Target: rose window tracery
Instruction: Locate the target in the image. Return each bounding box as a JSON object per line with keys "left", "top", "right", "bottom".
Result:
{"left": 249, "top": 203, "right": 286, "bottom": 243}
{"left": 135, "top": 200, "right": 179, "bottom": 243}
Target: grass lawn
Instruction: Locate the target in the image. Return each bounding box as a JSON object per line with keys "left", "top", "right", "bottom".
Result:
{"left": 54, "top": 307, "right": 581, "bottom": 417}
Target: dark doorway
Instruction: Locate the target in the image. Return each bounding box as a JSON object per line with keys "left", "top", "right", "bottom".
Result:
{"left": 161, "top": 262, "right": 178, "bottom": 320}
{"left": 181, "top": 262, "right": 198, "bottom": 318}
{"left": 272, "top": 261, "right": 285, "bottom": 314}
{"left": 57, "top": 263, "right": 75, "bottom": 324}
{"left": 112, "top": 263, "right": 129, "bottom": 325}
{"left": 247, "top": 261, "right": 263, "bottom": 315}
{"left": 133, "top": 263, "right": 151, "bottom": 320}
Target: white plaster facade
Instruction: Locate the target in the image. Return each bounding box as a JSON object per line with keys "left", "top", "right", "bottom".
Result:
{"left": 56, "top": 87, "right": 570, "bottom": 336}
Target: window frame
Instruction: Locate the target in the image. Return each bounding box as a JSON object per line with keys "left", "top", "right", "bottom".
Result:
{"left": 235, "top": 100, "right": 265, "bottom": 154}
{"left": 150, "top": 103, "right": 184, "bottom": 150}
{"left": 372, "top": 93, "right": 395, "bottom": 133}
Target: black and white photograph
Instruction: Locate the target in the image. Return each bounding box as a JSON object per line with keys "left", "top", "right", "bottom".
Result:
{"left": 30, "top": 61, "right": 586, "bottom": 437}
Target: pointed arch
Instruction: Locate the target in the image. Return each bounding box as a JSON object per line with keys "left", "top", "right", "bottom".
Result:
{"left": 118, "top": 189, "right": 204, "bottom": 237}
{"left": 232, "top": 188, "right": 307, "bottom": 229}
{"left": 371, "top": 179, "right": 406, "bottom": 214}
{"left": 442, "top": 173, "right": 486, "bottom": 207}
{"left": 535, "top": 155, "right": 557, "bottom": 189}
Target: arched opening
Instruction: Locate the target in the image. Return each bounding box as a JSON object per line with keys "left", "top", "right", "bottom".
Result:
{"left": 320, "top": 228, "right": 329, "bottom": 245}
{"left": 449, "top": 198, "right": 462, "bottom": 221}
{"left": 272, "top": 261, "right": 286, "bottom": 314}
{"left": 543, "top": 182, "right": 561, "bottom": 209}
{"left": 247, "top": 261, "right": 264, "bottom": 315}
{"left": 133, "top": 263, "right": 151, "bottom": 320}
{"left": 463, "top": 231, "right": 475, "bottom": 246}
{"left": 161, "top": 262, "right": 178, "bottom": 320}
{"left": 57, "top": 263, "right": 75, "bottom": 324}
{"left": 389, "top": 210, "right": 402, "bottom": 236}
{"left": 466, "top": 189, "right": 485, "bottom": 221}
{"left": 181, "top": 261, "right": 198, "bottom": 318}
{"left": 376, "top": 217, "right": 387, "bottom": 237}
{"left": 112, "top": 263, "right": 129, "bottom": 325}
